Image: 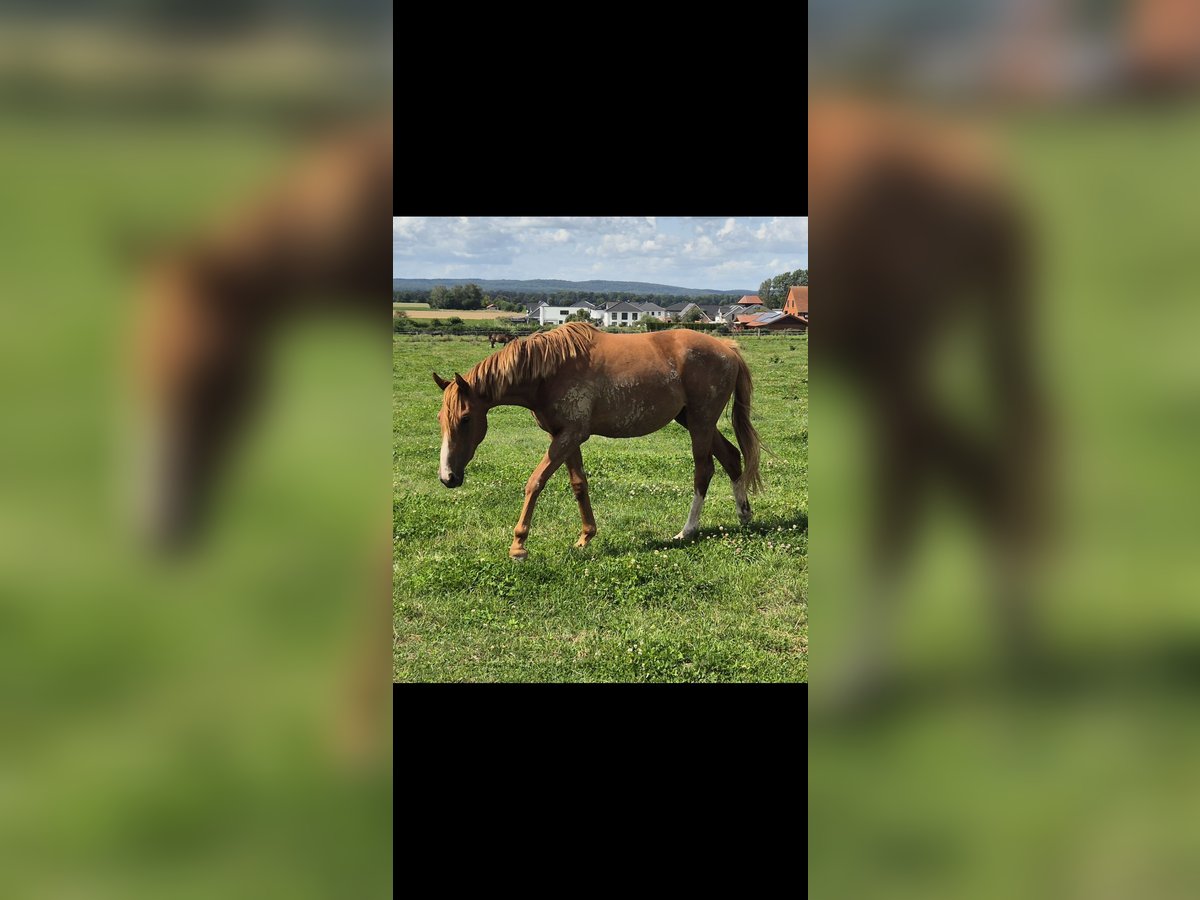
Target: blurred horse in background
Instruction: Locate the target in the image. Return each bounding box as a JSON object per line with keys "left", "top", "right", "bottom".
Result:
{"left": 131, "top": 116, "right": 392, "bottom": 758}
{"left": 810, "top": 94, "right": 1051, "bottom": 702}
{"left": 132, "top": 118, "right": 391, "bottom": 545}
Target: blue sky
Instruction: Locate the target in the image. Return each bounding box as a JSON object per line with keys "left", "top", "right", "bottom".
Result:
{"left": 392, "top": 216, "right": 808, "bottom": 291}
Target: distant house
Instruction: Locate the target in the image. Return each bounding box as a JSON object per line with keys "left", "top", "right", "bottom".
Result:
{"left": 709, "top": 304, "right": 747, "bottom": 324}
{"left": 663, "top": 301, "right": 701, "bottom": 321}
{"left": 688, "top": 304, "right": 750, "bottom": 324}
{"left": 783, "top": 285, "right": 808, "bottom": 317}
{"left": 530, "top": 301, "right": 580, "bottom": 326}
{"left": 739, "top": 294, "right": 764, "bottom": 307}
{"left": 633, "top": 301, "right": 669, "bottom": 320}
{"left": 601, "top": 301, "right": 645, "bottom": 327}
{"left": 526, "top": 298, "right": 606, "bottom": 325}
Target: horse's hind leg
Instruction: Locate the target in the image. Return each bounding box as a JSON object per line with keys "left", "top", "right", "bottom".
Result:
{"left": 674, "top": 427, "right": 715, "bottom": 541}
{"left": 713, "top": 431, "right": 752, "bottom": 524}
{"left": 566, "top": 448, "right": 597, "bottom": 549}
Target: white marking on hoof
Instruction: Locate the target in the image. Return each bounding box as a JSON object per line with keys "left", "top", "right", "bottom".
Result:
{"left": 676, "top": 491, "right": 705, "bottom": 541}
{"left": 733, "top": 481, "right": 751, "bottom": 525}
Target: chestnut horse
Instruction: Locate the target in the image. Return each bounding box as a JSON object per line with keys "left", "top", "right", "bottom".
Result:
{"left": 433, "top": 321, "right": 763, "bottom": 559}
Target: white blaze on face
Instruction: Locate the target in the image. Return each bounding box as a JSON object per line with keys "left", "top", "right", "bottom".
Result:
{"left": 439, "top": 431, "right": 452, "bottom": 482}
{"left": 128, "top": 404, "right": 176, "bottom": 541}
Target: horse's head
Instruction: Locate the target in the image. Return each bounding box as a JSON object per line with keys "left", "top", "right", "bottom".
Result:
{"left": 432, "top": 371, "right": 489, "bottom": 488}
{"left": 132, "top": 251, "right": 265, "bottom": 549}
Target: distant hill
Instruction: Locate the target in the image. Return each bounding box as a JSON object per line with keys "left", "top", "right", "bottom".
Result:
{"left": 391, "top": 278, "right": 751, "bottom": 297}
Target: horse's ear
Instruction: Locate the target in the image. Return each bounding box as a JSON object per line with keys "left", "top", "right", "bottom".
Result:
{"left": 432, "top": 372, "right": 450, "bottom": 391}
{"left": 454, "top": 373, "right": 471, "bottom": 394}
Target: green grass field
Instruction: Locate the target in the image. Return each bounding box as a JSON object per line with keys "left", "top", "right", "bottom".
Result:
{"left": 3, "top": 114, "right": 390, "bottom": 897}
{"left": 392, "top": 331, "right": 808, "bottom": 682}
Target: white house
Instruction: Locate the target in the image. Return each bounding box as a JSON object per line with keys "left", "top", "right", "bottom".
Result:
{"left": 599, "top": 301, "right": 645, "bottom": 327}
{"left": 530, "top": 300, "right": 603, "bottom": 326}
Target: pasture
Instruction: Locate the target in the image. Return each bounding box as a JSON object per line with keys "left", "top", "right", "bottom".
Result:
{"left": 6, "top": 114, "right": 390, "bottom": 896}
{"left": 393, "top": 331, "right": 808, "bottom": 682}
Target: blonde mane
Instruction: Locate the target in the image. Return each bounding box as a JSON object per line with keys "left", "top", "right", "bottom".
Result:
{"left": 464, "top": 321, "right": 597, "bottom": 404}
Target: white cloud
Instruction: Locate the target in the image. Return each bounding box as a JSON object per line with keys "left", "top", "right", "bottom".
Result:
{"left": 710, "top": 259, "right": 757, "bottom": 272}
{"left": 682, "top": 235, "right": 721, "bottom": 258}
{"left": 754, "top": 217, "right": 808, "bottom": 245}
{"left": 392, "top": 217, "right": 427, "bottom": 238}
{"left": 393, "top": 216, "right": 807, "bottom": 287}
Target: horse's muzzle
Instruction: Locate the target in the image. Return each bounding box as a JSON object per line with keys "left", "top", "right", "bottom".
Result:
{"left": 440, "top": 473, "right": 463, "bottom": 488}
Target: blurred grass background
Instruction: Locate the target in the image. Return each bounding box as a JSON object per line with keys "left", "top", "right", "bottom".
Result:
{"left": 0, "top": 5, "right": 391, "bottom": 898}
{"left": 810, "top": 3, "right": 1200, "bottom": 897}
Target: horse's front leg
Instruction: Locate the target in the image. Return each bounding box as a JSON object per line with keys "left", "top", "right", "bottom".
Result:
{"left": 566, "top": 448, "right": 596, "bottom": 549}
{"left": 510, "top": 433, "right": 577, "bottom": 560}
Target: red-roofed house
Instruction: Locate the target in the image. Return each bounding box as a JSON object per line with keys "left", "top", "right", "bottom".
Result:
{"left": 739, "top": 294, "right": 764, "bottom": 306}
{"left": 783, "top": 285, "right": 808, "bottom": 317}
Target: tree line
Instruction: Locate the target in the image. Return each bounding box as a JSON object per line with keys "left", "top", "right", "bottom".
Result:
{"left": 391, "top": 284, "right": 525, "bottom": 311}
{"left": 392, "top": 285, "right": 746, "bottom": 311}
{"left": 392, "top": 275, "right": 809, "bottom": 312}
{"left": 758, "top": 269, "right": 808, "bottom": 308}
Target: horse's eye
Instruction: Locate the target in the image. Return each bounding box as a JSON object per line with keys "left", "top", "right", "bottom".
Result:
{"left": 460, "top": 416, "right": 471, "bottom": 427}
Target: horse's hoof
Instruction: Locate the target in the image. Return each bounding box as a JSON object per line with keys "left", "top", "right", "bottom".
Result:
{"left": 509, "top": 549, "right": 528, "bottom": 561}
{"left": 672, "top": 531, "right": 695, "bottom": 541}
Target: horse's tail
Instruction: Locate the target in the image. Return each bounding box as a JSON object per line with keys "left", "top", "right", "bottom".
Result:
{"left": 731, "top": 351, "right": 764, "bottom": 494}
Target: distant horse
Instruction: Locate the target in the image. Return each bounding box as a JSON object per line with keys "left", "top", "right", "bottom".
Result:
{"left": 488, "top": 332, "right": 515, "bottom": 348}
{"left": 433, "top": 321, "right": 763, "bottom": 559}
